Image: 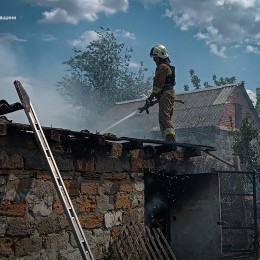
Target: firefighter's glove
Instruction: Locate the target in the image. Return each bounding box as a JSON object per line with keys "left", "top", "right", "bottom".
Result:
{"left": 146, "top": 93, "right": 155, "bottom": 104}
{"left": 145, "top": 98, "right": 152, "bottom": 105}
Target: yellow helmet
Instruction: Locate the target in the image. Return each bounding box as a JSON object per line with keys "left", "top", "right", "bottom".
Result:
{"left": 150, "top": 44, "right": 169, "bottom": 59}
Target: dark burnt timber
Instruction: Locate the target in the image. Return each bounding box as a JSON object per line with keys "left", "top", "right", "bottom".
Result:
{"left": 0, "top": 100, "right": 24, "bottom": 115}
{"left": 1, "top": 121, "right": 216, "bottom": 159}
{"left": 119, "top": 136, "right": 216, "bottom": 152}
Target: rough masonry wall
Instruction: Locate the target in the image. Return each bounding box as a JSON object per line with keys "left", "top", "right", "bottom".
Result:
{"left": 0, "top": 130, "right": 149, "bottom": 259}
{"left": 176, "top": 126, "right": 234, "bottom": 173}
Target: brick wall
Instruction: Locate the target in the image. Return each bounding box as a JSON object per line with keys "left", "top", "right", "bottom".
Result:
{"left": 0, "top": 125, "right": 194, "bottom": 259}
{"left": 219, "top": 87, "right": 259, "bottom": 130}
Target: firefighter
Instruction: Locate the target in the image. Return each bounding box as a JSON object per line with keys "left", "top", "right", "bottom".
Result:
{"left": 146, "top": 44, "right": 176, "bottom": 142}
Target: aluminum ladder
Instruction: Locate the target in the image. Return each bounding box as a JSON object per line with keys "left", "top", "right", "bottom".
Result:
{"left": 14, "top": 80, "right": 94, "bottom": 260}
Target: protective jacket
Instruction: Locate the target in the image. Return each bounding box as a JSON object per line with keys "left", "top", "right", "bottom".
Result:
{"left": 152, "top": 62, "right": 175, "bottom": 96}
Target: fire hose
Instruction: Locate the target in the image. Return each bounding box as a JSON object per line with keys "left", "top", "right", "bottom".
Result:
{"left": 138, "top": 99, "right": 184, "bottom": 114}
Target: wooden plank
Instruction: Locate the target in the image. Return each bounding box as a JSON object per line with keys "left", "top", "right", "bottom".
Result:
{"left": 141, "top": 227, "right": 158, "bottom": 259}
{"left": 127, "top": 223, "right": 148, "bottom": 260}
{"left": 120, "top": 136, "right": 216, "bottom": 151}
{"left": 111, "top": 243, "right": 121, "bottom": 259}
{"left": 115, "top": 236, "right": 125, "bottom": 259}
{"left": 151, "top": 228, "right": 171, "bottom": 260}
{"left": 125, "top": 226, "right": 142, "bottom": 259}
{"left": 116, "top": 225, "right": 129, "bottom": 259}
{"left": 121, "top": 229, "right": 133, "bottom": 258}
{"left": 122, "top": 140, "right": 143, "bottom": 150}
{"left": 124, "top": 227, "right": 140, "bottom": 260}
{"left": 145, "top": 226, "right": 164, "bottom": 260}
{"left": 155, "top": 144, "right": 176, "bottom": 154}
{"left": 132, "top": 222, "right": 151, "bottom": 260}
{"left": 111, "top": 222, "right": 178, "bottom": 260}
{"left": 157, "top": 228, "right": 178, "bottom": 260}
{"left": 136, "top": 222, "right": 155, "bottom": 259}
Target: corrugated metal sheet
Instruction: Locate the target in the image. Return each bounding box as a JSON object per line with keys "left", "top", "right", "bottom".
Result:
{"left": 213, "top": 86, "right": 235, "bottom": 105}
{"left": 97, "top": 84, "right": 238, "bottom": 136}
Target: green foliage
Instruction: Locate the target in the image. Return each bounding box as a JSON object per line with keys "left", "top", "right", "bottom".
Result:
{"left": 203, "top": 81, "right": 211, "bottom": 88}
{"left": 255, "top": 88, "right": 260, "bottom": 114}
{"left": 183, "top": 70, "right": 237, "bottom": 91}
{"left": 212, "top": 75, "right": 236, "bottom": 86}
{"left": 231, "top": 115, "right": 260, "bottom": 172}
{"left": 189, "top": 69, "right": 201, "bottom": 89}
{"left": 57, "top": 28, "right": 151, "bottom": 117}
{"left": 183, "top": 84, "right": 189, "bottom": 91}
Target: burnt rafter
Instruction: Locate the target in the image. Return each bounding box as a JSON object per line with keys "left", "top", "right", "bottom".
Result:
{"left": 1, "top": 121, "right": 216, "bottom": 159}
{"left": 0, "top": 100, "right": 24, "bottom": 115}
{"left": 121, "top": 140, "right": 144, "bottom": 150}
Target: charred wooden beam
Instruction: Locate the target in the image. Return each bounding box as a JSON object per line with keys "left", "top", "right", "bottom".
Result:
{"left": 183, "top": 147, "right": 201, "bottom": 160}
{"left": 60, "top": 137, "right": 90, "bottom": 156}
{"left": 0, "top": 100, "right": 24, "bottom": 115}
{"left": 88, "top": 135, "right": 106, "bottom": 146}
{"left": 143, "top": 145, "right": 157, "bottom": 159}
{"left": 121, "top": 140, "right": 143, "bottom": 150}
{"left": 0, "top": 121, "right": 6, "bottom": 135}
{"left": 154, "top": 144, "right": 176, "bottom": 154}
{"left": 204, "top": 150, "right": 235, "bottom": 168}
{"left": 50, "top": 130, "right": 61, "bottom": 143}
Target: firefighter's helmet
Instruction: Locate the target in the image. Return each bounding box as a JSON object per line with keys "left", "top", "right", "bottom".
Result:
{"left": 150, "top": 44, "right": 169, "bottom": 59}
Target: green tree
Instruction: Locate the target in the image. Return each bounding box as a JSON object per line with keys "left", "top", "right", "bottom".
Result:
{"left": 255, "top": 88, "right": 260, "bottom": 115}
{"left": 212, "top": 75, "right": 236, "bottom": 86}
{"left": 183, "top": 84, "right": 189, "bottom": 91}
{"left": 231, "top": 115, "right": 260, "bottom": 172}
{"left": 203, "top": 81, "right": 211, "bottom": 88}
{"left": 189, "top": 69, "right": 201, "bottom": 89}
{"left": 57, "top": 28, "right": 151, "bottom": 117}
{"left": 184, "top": 71, "right": 237, "bottom": 91}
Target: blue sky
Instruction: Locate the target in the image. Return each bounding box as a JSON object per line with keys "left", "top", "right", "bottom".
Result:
{"left": 0, "top": 0, "right": 260, "bottom": 130}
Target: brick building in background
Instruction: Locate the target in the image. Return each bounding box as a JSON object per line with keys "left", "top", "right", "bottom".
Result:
{"left": 98, "top": 82, "right": 260, "bottom": 172}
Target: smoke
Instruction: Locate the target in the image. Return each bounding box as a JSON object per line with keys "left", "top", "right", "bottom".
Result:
{"left": 0, "top": 41, "right": 97, "bottom": 132}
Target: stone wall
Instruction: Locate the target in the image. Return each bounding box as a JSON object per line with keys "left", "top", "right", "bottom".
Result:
{"left": 176, "top": 126, "right": 234, "bottom": 173}
{"left": 0, "top": 124, "right": 195, "bottom": 259}
{"left": 0, "top": 129, "right": 146, "bottom": 259}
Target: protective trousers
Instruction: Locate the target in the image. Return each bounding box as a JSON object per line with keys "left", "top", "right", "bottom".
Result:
{"left": 158, "top": 91, "right": 176, "bottom": 141}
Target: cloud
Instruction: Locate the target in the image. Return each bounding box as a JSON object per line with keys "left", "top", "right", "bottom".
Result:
{"left": 128, "top": 61, "right": 139, "bottom": 68}
{"left": 69, "top": 29, "right": 136, "bottom": 49}
{"left": 161, "top": 0, "right": 260, "bottom": 57}
{"left": 40, "top": 33, "right": 57, "bottom": 41}
{"left": 115, "top": 29, "right": 136, "bottom": 40}
{"left": 245, "top": 45, "right": 260, "bottom": 54}
{"left": 68, "top": 30, "right": 99, "bottom": 48}
{"left": 27, "top": 0, "right": 129, "bottom": 24}
{"left": 0, "top": 33, "right": 27, "bottom": 42}
{"left": 216, "top": 0, "right": 255, "bottom": 9}
{"left": 209, "top": 44, "right": 227, "bottom": 58}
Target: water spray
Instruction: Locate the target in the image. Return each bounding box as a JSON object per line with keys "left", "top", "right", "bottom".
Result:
{"left": 100, "top": 100, "right": 158, "bottom": 134}
{"left": 100, "top": 98, "right": 184, "bottom": 134}
{"left": 100, "top": 110, "right": 138, "bottom": 134}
